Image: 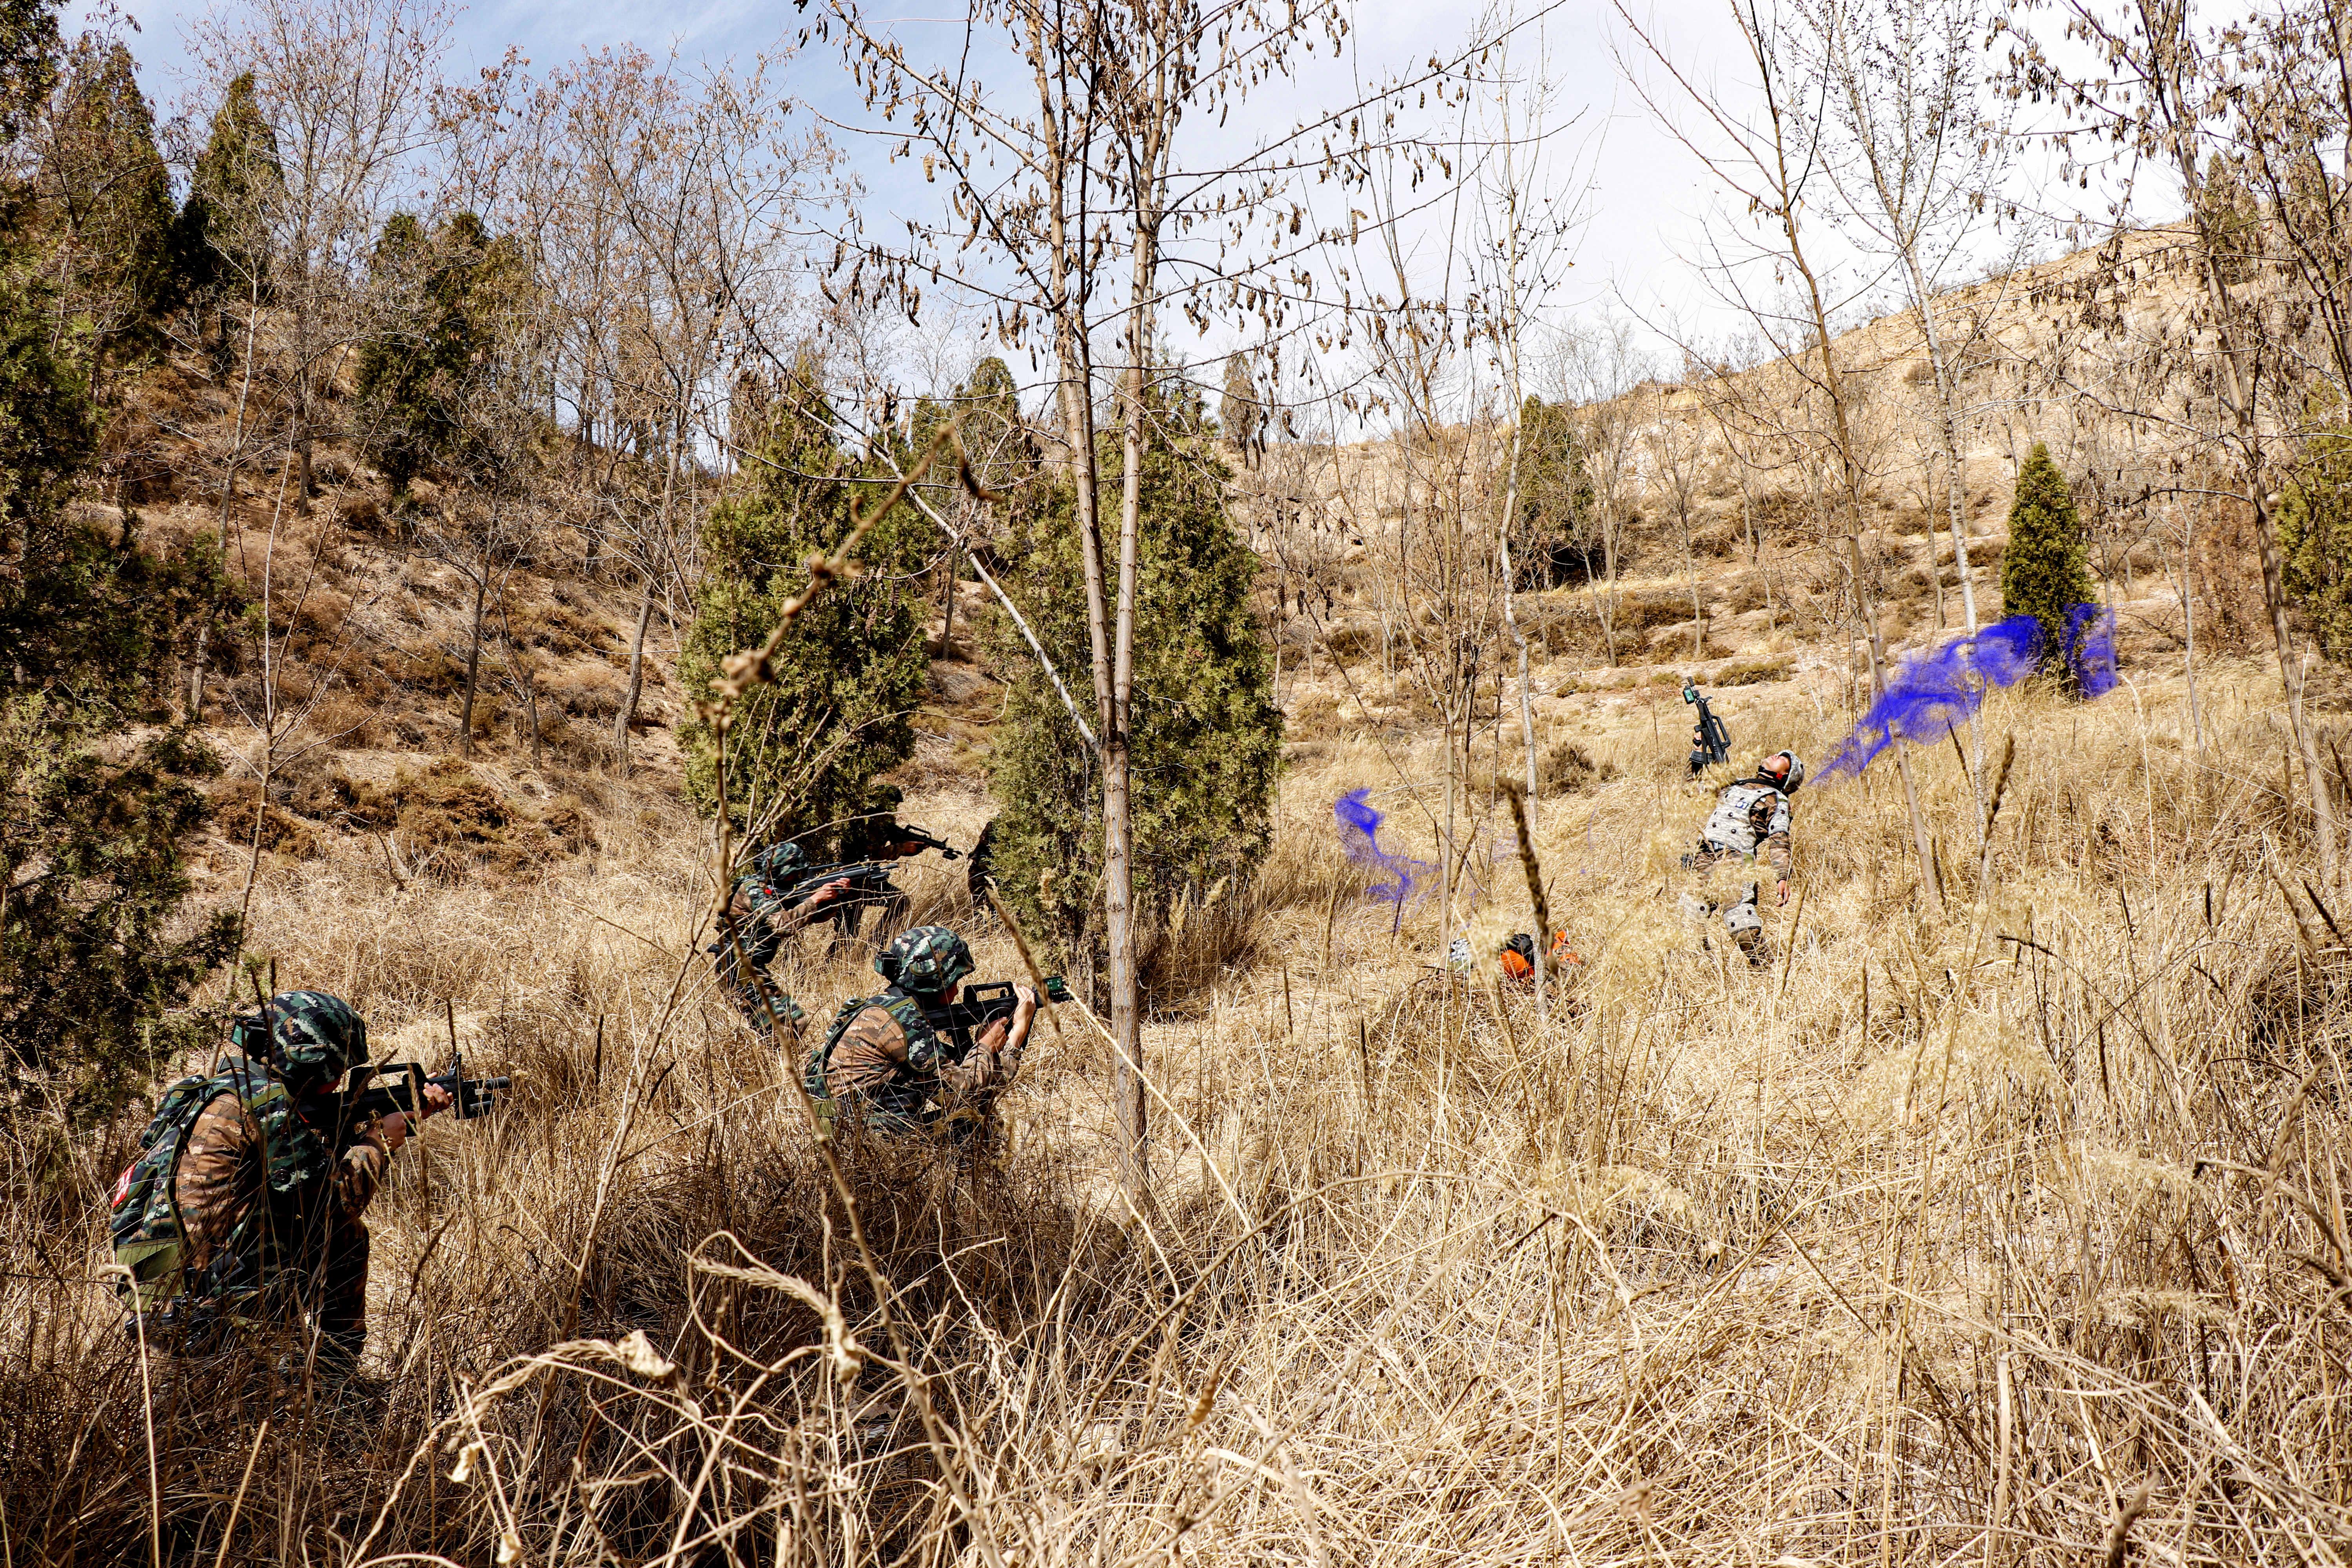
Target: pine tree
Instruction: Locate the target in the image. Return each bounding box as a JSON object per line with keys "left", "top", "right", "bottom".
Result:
{"left": 0, "top": 0, "right": 62, "bottom": 151}
{"left": 169, "top": 71, "right": 281, "bottom": 362}
{"left": 1516, "top": 394, "right": 1595, "bottom": 586}
{"left": 34, "top": 36, "right": 173, "bottom": 379}
{"left": 2279, "top": 427, "right": 2352, "bottom": 662}
{"left": 354, "top": 211, "right": 526, "bottom": 493}
{"left": 1999, "top": 441, "right": 2096, "bottom": 672}
{"left": 676, "top": 366, "right": 935, "bottom": 839}
{"left": 985, "top": 396, "right": 1281, "bottom": 999}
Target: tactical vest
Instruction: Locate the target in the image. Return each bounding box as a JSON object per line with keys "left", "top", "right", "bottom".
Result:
{"left": 107, "top": 1057, "right": 330, "bottom": 1314}
{"left": 1700, "top": 780, "right": 1791, "bottom": 858}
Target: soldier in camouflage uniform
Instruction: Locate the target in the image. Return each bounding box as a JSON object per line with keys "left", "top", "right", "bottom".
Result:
{"left": 826, "top": 784, "right": 928, "bottom": 944}
{"left": 712, "top": 841, "right": 852, "bottom": 1034}
{"left": 1680, "top": 750, "right": 1804, "bottom": 967}
{"left": 108, "top": 992, "right": 447, "bottom": 1368}
{"left": 805, "top": 926, "right": 1036, "bottom": 1138}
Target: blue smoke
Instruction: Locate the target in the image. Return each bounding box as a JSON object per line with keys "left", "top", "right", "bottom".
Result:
{"left": 1335, "top": 788, "right": 1434, "bottom": 905}
{"left": 2064, "top": 603, "right": 2119, "bottom": 696}
{"left": 1817, "top": 604, "right": 2112, "bottom": 782}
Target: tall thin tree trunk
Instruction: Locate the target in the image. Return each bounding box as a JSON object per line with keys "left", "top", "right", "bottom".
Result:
{"left": 2149, "top": 42, "right": 2342, "bottom": 888}
{"left": 459, "top": 568, "right": 488, "bottom": 757}
{"left": 615, "top": 587, "right": 653, "bottom": 762}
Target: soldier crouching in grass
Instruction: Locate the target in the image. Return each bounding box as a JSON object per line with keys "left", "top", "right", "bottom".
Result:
{"left": 803, "top": 926, "right": 1037, "bottom": 1143}
{"left": 107, "top": 991, "right": 448, "bottom": 1377}
{"left": 1679, "top": 750, "right": 1804, "bottom": 969}
{"left": 711, "top": 840, "right": 855, "bottom": 1038}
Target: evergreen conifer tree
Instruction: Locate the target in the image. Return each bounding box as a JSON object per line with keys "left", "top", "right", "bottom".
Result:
{"left": 677, "top": 367, "right": 934, "bottom": 841}
{"left": 2278, "top": 428, "right": 2352, "bottom": 663}
{"left": 169, "top": 71, "right": 280, "bottom": 361}
{"left": 1999, "top": 441, "right": 2096, "bottom": 672}
{"left": 34, "top": 36, "right": 173, "bottom": 378}
{"left": 354, "top": 211, "right": 525, "bottom": 493}
{"left": 0, "top": 0, "right": 62, "bottom": 151}
{"left": 1517, "top": 394, "right": 1595, "bottom": 586}
{"left": 985, "top": 392, "right": 1281, "bottom": 999}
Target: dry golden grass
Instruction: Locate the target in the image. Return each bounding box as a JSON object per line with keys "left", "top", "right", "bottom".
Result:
{"left": 4, "top": 659, "right": 2347, "bottom": 1566}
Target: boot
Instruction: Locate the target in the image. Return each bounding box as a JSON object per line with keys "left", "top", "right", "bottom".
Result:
{"left": 1733, "top": 927, "right": 1771, "bottom": 969}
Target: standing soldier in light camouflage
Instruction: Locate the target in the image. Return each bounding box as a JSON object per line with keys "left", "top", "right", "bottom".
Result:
{"left": 804, "top": 926, "right": 1036, "bottom": 1138}
{"left": 1681, "top": 750, "right": 1804, "bottom": 967}
{"left": 711, "top": 841, "right": 852, "bottom": 1036}
{"left": 108, "top": 992, "right": 447, "bottom": 1370}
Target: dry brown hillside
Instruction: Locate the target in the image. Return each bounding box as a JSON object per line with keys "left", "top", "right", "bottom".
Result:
{"left": 5, "top": 249, "right": 2350, "bottom": 1566}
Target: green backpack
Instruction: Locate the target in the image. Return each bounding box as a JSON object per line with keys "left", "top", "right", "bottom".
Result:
{"left": 106, "top": 1064, "right": 308, "bottom": 1313}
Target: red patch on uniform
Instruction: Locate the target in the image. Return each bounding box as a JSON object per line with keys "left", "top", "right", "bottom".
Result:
{"left": 111, "top": 1163, "right": 135, "bottom": 1208}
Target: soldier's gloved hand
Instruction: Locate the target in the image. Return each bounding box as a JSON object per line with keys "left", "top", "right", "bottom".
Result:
{"left": 1777, "top": 879, "right": 1790, "bottom": 906}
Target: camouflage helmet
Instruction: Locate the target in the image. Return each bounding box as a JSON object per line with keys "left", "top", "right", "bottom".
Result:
{"left": 876, "top": 925, "right": 974, "bottom": 996}
{"left": 753, "top": 840, "right": 812, "bottom": 885}
{"left": 236, "top": 990, "right": 368, "bottom": 1084}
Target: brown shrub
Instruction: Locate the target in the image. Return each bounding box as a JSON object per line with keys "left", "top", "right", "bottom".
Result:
{"left": 550, "top": 666, "right": 623, "bottom": 720}
{"left": 211, "top": 780, "right": 319, "bottom": 858}
{"left": 1289, "top": 691, "right": 1345, "bottom": 739}
{"left": 336, "top": 492, "right": 386, "bottom": 535}
{"left": 1712, "top": 656, "right": 1793, "bottom": 687}
{"left": 1537, "top": 740, "right": 1617, "bottom": 794}
{"left": 1321, "top": 620, "right": 1381, "bottom": 662}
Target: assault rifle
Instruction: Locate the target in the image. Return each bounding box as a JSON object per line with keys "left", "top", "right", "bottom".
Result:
{"left": 782, "top": 860, "right": 907, "bottom": 905}
{"left": 937, "top": 976, "right": 1071, "bottom": 1060}
{"left": 346, "top": 1054, "right": 510, "bottom": 1122}
{"left": 897, "top": 825, "right": 962, "bottom": 861}
{"left": 1682, "top": 681, "right": 1731, "bottom": 773}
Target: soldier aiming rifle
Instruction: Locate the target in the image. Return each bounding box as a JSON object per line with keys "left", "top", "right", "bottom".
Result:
{"left": 824, "top": 785, "right": 960, "bottom": 945}
{"left": 108, "top": 991, "right": 507, "bottom": 1371}
{"left": 804, "top": 927, "right": 1056, "bottom": 1141}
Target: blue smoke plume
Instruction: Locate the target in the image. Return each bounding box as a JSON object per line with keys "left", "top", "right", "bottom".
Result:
{"left": 2064, "top": 603, "right": 2119, "bottom": 697}
{"left": 1334, "top": 788, "right": 1433, "bottom": 905}
{"left": 1817, "top": 604, "right": 2112, "bottom": 782}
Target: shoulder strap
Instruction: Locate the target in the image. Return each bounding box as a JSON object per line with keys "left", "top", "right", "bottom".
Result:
{"left": 806, "top": 995, "right": 880, "bottom": 1099}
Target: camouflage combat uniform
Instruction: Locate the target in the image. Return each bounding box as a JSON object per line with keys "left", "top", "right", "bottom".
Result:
{"left": 1681, "top": 768, "right": 1797, "bottom": 965}
{"left": 805, "top": 927, "right": 1014, "bottom": 1138}
{"left": 109, "top": 993, "right": 390, "bottom": 1364}
{"left": 806, "top": 990, "right": 1013, "bottom": 1135}
{"left": 712, "top": 843, "right": 833, "bottom": 1034}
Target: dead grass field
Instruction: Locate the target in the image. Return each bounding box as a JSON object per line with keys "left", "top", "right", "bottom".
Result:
{"left": 4, "top": 652, "right": 2346, "bottom": 1568}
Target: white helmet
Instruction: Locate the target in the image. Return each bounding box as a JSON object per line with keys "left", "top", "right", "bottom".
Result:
{"left": 1760, "top": 751, "right": 1805, "bottom": 794}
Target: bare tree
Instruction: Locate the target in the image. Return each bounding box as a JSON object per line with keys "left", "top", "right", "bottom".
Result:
{"left": 1648, "top": 372, "right": 1711, "bottom": 661}
{"left": 189, "top": 0, "right": 455, "bottom": 512}
{"left": 1556, "top": 316, "right": 1651, "bottom": 667}
{"left": 453, "top": 47, "right": 839, "bottom": 769}
{"left": 1620, "top": 0, "right": 1946, "bottom": 915}
{"left": 2009, "top": 0, "right": 2345, "bottom": 888}
{"left": 807, "top": 0, "right": 1470, "bottom": 1205}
